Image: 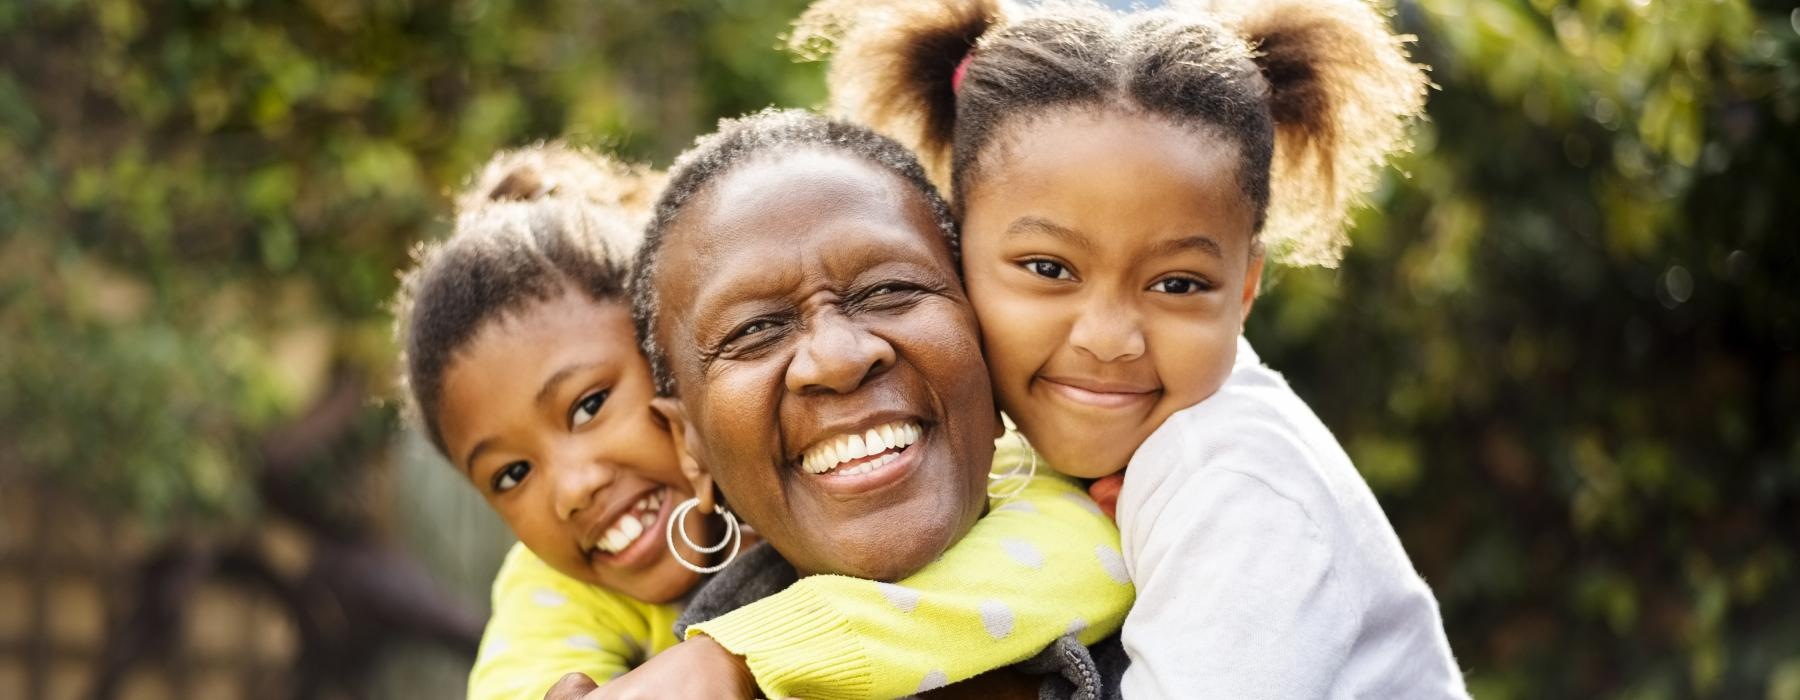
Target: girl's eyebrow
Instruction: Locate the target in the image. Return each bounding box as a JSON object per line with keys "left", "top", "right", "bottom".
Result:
{"left": 1144, "top": 235, "right": 1224, "bottom": 261}
{"left": 463, "top": 439, "right": 492, "bottom": 474}
{"left": 1008, "top": 216, "right": 1224, "bottom": 260}
{"left": 1006, "top": 216, "right": 1094, "bottom": 251}
{"left": 462, "top": 360, "right": 602, "bottom": 473}
{"left": 536, "top": 362, "right": 601, "bottom": 406}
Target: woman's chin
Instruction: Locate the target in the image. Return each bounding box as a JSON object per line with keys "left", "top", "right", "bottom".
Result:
{"left": 821, "top": 517, "right": 966, "bottom": 582}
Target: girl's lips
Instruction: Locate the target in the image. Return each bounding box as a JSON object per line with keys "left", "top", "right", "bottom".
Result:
{"left": 587, "top": 487, "right": 675, "bottom": 570}
{"left": 1037, "top": 376, "right": 1160, "bottom": 410}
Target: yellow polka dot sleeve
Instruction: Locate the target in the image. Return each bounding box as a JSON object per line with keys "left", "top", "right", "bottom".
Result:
{"left": 687, "top": 435, "right": 1135, "bottom": 700}
{"left": 467, "top": 543, "right": 683, "bottom": 700}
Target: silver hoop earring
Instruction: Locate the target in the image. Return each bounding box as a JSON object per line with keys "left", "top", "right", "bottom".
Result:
{"left": 989, "top": 431, "right": 1037, "bottom": 500}
{"left": 665, "top": 497, "right": 741, "bottom": 575}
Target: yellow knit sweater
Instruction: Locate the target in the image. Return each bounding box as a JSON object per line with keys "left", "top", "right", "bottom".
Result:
{"left": 467, "top": 436, "right": 1133, "bottom": 700}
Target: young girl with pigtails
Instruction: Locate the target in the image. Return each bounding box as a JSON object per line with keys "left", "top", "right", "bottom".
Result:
{"left": 393, "top": 142, "right": 1132, "bottom": 700}
{"left": 713, "top": 0, "right": 1468, "bottom": 695}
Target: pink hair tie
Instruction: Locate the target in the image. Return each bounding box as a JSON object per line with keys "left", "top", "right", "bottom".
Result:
{"left": 951, "top": 52, "right": 975, "bottom": 93}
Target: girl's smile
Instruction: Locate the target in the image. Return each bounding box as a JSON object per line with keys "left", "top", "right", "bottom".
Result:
{"left": 437, "top": 295, "right": 709, "bottom": 602}
{"left": 962, "top": 110, "right": 1263, "bottom": 478}
{"left": 1036, "top": 375, "right": 1162, "bottom": 412}
{"left": 578, "top": 484, "right": 670, "bottom": 566}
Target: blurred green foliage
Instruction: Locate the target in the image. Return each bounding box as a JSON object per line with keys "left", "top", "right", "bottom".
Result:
{"left": 1248, "top": 0, "right": 1800, "bottom": 696}
{"left": 0, "top": 0, "right": 822, "bottom": 525}
{"left": 0, "top": 0, "right": 1795, "bottom": 697}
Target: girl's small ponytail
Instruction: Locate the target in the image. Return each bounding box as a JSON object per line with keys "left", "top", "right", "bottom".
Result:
{"left": 790, "top": 0, "right": 1003, "bottom": 190}
{"left": 455, "top": 144, "right": 664, "bottom": 231}
{"left": 1200, "top": 0, "right": 1429, "bottom": 266}
{"left": 452, "top": 143, "right": 665, "bottom": 260}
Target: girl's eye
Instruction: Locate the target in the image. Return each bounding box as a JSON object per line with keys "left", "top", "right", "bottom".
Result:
{"left": 493, "top": 461, "right": 530, "bottom": 493}
{"left": 1151, "top": 277, "right": 1212, "bottom": 295}
{"left": 1024, "top": 260, "right": 1074, "bottom": 281}
{"left": 571, "top": 390, "right": 609, "bottom": 428}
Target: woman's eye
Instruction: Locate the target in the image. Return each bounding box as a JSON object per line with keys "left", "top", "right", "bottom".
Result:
{"left": 736, "top": 320, "right": 775, "bottom": 339}
{"left": 1151, "top": 277, "right": 1211, "bottom": 295}
{"left": 1024, "top": 260, "right": 1073, "bottom": 281}
{"left": 493, "top": 461, "right": 530, "bottom": 493}
{"left": 859, "top": 282, "right": 918, "bottom": 307}
{"left": 571, "top": 390, "right": 609, "bottom": 428}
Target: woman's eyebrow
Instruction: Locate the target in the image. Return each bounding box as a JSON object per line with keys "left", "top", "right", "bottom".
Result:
{"left": 1006, "top": 216, "right": 1094, "bottom": 251}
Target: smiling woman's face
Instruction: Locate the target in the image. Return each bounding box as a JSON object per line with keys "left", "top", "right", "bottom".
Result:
{"left": 652, "top": 149, "right": 996, "bottom": 581}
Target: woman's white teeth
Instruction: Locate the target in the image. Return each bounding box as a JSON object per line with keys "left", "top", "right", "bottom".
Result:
{"left": 801, "top": 421, "right": 921, "bottom": 475}
{"left": 837, "top": 451, "right": 899, "bottom": 476}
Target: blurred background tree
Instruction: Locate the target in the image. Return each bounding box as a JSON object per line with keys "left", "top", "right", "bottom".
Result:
{"left": 0, "top": 0, "right": 1794, "bottom": 697}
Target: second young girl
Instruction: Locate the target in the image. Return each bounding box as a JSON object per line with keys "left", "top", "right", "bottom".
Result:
{"left": 795, "top": 0, "right": 1469, "bottom": 695}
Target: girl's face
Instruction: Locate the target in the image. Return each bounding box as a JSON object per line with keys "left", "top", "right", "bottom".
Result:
{"left": 437, "top": 294, "right": 706, "bottom": 602}
{"left": 960, "top": 110, "right": 1264, "bottom": 478}
{"left": 651, "top": 149, "right": 996, "bottom": 581}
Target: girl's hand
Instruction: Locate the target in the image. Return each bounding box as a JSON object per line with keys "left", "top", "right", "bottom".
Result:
{"left": 582, "top": 635, "right": 756, "bottom": 700}
{"left": 1088, "top": 473, "right": 1124, "bottom": 520}
{"left": 543, "top": 671, "right": 600, "bottom": 699}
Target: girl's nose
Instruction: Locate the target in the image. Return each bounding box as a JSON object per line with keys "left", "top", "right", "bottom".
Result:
{"left": 1068, "top": 295, "right": 1146, "bottom": 363}
{"left": 552, "top": 458, "right": 619, "bottom": 522}
{"left": 786, "top": 312, "right": 896, "bottom": 395}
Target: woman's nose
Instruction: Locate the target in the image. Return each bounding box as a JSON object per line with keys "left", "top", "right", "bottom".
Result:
{"left": 785, "top": 312, "right": 896, "bottom": 395}
{"left": 1068, "top": 295, "right": 1146, "bottom": 363}
{"left": 552, "top": 457, "right": 618, "bottom": 522}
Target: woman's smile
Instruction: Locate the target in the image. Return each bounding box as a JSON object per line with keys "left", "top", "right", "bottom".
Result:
{"left": 649, "top": 146, "right": 996, "bottom": 580}
{"left": 794, "top": 417, "right": 927, "bottom": 496}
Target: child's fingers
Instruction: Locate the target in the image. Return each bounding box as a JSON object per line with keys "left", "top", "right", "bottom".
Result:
{"left": 543, "top": 671, "right": 600, "bottom": 700}
{"left": 1088, "top": 473, "right": 1124, "bottom": 520}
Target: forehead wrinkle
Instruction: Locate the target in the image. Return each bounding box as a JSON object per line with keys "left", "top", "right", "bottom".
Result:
{"left": 674, "top": 154, "right": 944, "bottom": 338}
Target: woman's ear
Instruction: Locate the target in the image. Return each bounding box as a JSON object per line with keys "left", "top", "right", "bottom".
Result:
{"left": 650, "top": 396, "right": 717, "bottom": 511}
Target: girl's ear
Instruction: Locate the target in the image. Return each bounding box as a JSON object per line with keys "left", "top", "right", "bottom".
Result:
{"left": 650, "top": 396, "right": 718, "bottom": 512}
{"left": 1239, "top": 250, "right": 1266, "bottom": 330}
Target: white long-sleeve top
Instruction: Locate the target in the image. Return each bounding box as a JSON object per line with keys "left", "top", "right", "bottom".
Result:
{"left": 1116, "top": 337, "right": 1468, "bottom": 699}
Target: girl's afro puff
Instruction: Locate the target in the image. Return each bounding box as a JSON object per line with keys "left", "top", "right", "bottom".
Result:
{"left": 793, "top": 0, "right": 1429, "bottom": 266}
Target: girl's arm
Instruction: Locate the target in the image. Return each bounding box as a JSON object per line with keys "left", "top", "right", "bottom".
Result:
{"left": 467, "top": 543, "right": 680, "bottom": 700}
{"left": 687, "top": 464, "right": 1135, "bottom": 700}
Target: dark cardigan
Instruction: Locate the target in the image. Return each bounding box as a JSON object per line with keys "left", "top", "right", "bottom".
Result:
{"left": 675, "top": 542, "right": 1128, "bottom": 700}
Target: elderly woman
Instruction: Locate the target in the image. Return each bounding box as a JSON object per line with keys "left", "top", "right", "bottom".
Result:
{"left": 559, "top": 109, "right": 1132, "bottom": 699}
